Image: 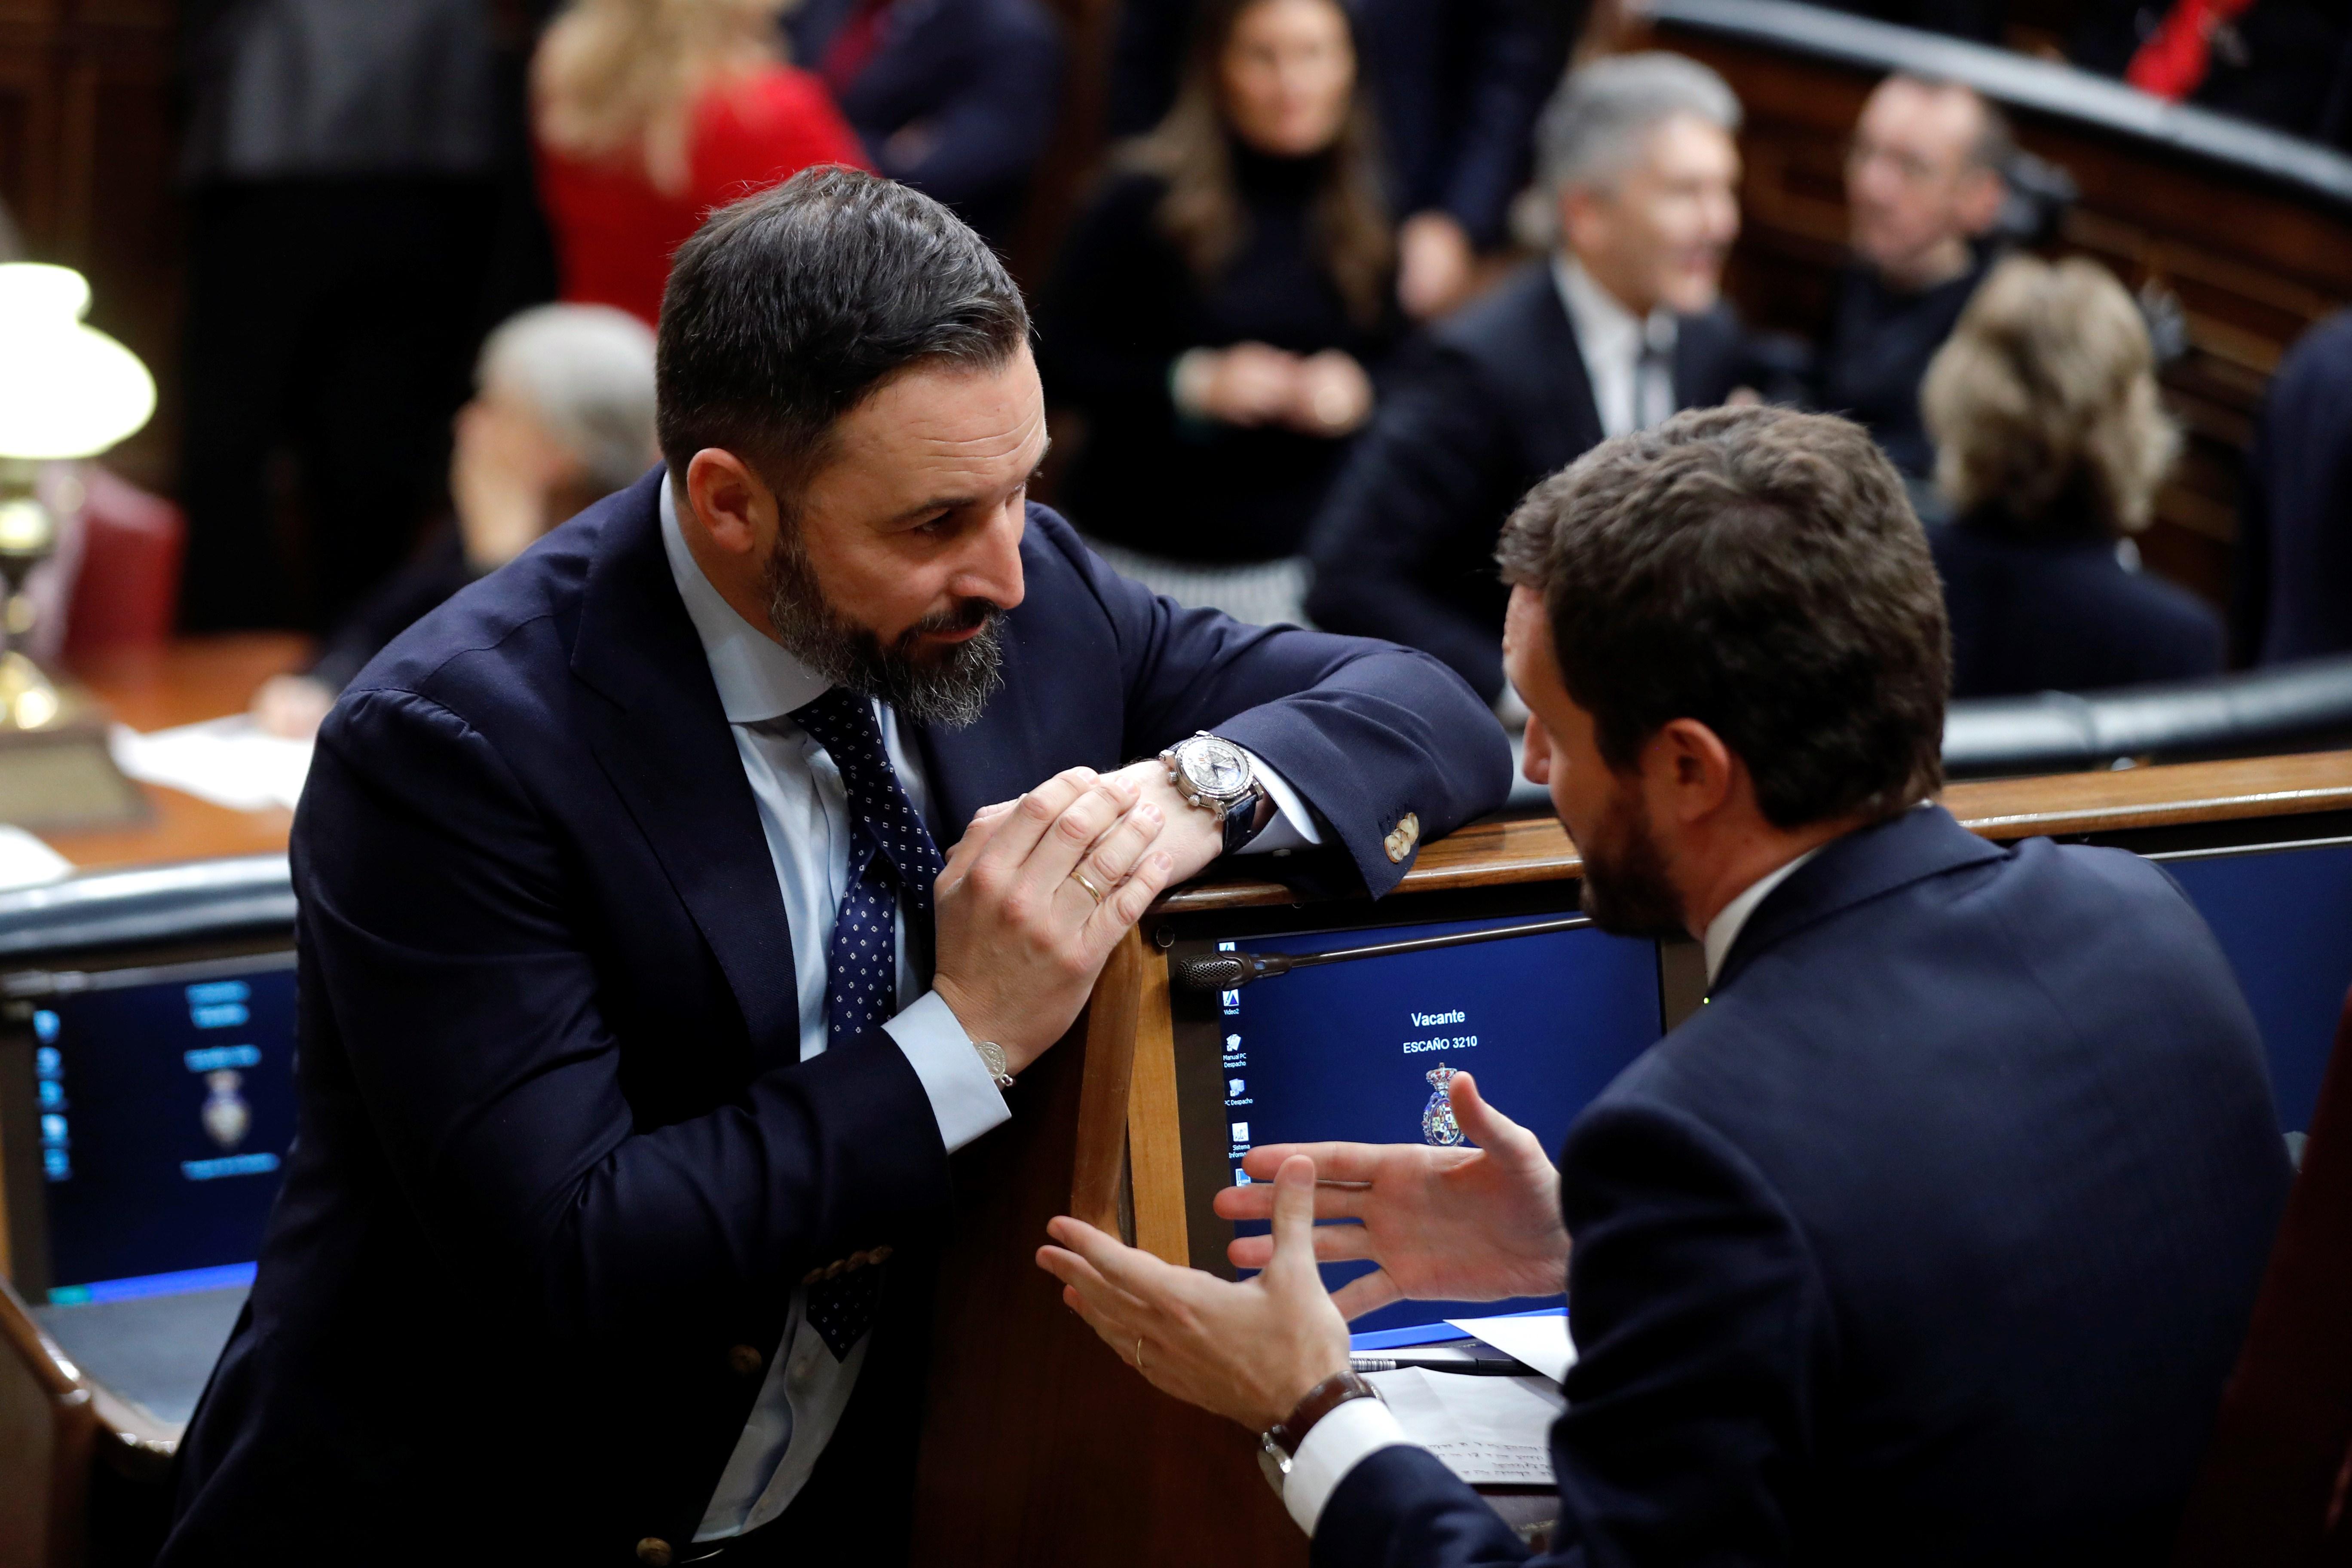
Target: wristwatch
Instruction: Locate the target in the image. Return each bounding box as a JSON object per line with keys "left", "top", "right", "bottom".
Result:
{"left": 1158, "top": 732, "right": 1268, "bottom": 855}
{"left": 1257, "top": 1371, "right": 1382, "bottom": 1495}
{"left": 971, "top": 1039, "right": 1015, "bottom": 1090}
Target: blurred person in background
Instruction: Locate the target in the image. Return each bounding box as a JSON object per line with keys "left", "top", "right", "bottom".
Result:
{"left": 534, "top": 0, "right": 869, "bottom": 327}
{"left": 178, "top": 0, "right": 506, "bottom": 632}
{"left": 1040, "top": 0, "right": 1399, "bottom": 626}
{"left": 2073, "top": 0, "right": 2352, "bottom": 145}
{"left": 1815, "top": 74, "right": 2009, "bottom": 483}
{"left": 784, "top": 0, "right": 1062, "bottom": 246}
{"left": 1305, "top": 52, "right": 1755, "bottom": 704}
{"left": 1921, "top": 254, "right": 2223, "bottom": 698}
{"left": 1109, "top": 0, "right": 1572, "bottom": 321}
{"left": 2236, "top": 308, "right": 2352, "bottom": 663}
{"left": 252, "top": 304, "right": 658, "bottom": 738}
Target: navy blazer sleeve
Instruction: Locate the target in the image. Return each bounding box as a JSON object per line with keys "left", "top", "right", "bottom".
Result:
{"left": 1035, "top": 512, "right": 1513, "bottom": 896}
{"left": 869, "top": 0, "right": 1062, "bottom": 217}
{"left": 1313, "top": 1100, "right": 1827, "bottom": 1568}
{"left": 1304, "top": 352, "right": 1521, "bottom": 703}
{"left": 297, "top": 687, "right": 955, "bottom": 1348}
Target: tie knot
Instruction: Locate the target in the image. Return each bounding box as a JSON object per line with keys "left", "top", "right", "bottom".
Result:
{"left": 790, "top": 686, "right": 886, "bottom": 766}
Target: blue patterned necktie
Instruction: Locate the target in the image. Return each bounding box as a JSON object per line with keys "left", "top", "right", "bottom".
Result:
{"left": 787, "top": 686, "right": 945, "bottom": 1358}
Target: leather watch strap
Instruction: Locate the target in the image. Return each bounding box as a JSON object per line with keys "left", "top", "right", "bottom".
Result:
{"left": 1267, "top": 1370, "right": 1381, "bottom": 1459}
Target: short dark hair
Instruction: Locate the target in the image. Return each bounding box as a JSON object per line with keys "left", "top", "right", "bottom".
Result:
{"left": 656, "top": 166, "right": 1032, "bottom": 502}
{"left": 1497, "top": 406, "right": 1948, "bottom": 829}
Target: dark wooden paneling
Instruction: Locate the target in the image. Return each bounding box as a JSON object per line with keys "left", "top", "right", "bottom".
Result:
{"left": 1648, "top": 18, "right": 2352, "bottom": 612}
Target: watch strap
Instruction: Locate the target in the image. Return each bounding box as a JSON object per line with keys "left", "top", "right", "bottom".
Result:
{"left": 1265, "top": 1371, "right": 1381, "bottom": 1460}
{"left": 1221, "top": 782, "right": 1268, "bottom": 857}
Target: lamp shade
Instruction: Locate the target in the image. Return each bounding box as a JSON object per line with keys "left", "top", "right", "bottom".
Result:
{"left": 0, "top": 264, "right": 156, "bottom": 460}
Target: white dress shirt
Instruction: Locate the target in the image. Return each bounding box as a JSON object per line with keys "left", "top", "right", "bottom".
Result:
{"left": 658, "top": 478, "right": 1322, "bottom": 1540}
{"left": 1553, "top": 254, "right": 1679, "bottom": 440}
{"left": 1276, "top": 845, "right": 1824, "bottom": 1538}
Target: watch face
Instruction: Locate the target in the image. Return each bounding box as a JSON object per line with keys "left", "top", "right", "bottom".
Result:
{"left": 1181, "top": 737, "right": 1250, "bottom": 798}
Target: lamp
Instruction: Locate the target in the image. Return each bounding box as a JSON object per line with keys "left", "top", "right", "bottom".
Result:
{"left": 0, "top": 263, "right": 156, "bottom": 827}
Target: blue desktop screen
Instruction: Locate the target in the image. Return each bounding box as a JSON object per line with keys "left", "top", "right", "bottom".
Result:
{"left": 36, "top": 956, "right": 298, "bottom": 1304}
{"left": 1214, "top": 915, "right": 1664, "bottom": 1348}
{"left": 2165, "top": 842, "right": 2352, "bottom": 1136}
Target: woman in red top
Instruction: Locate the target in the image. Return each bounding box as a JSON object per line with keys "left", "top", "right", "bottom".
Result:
{"left": 534, "top": 0, "right": 870, "bottom": 325}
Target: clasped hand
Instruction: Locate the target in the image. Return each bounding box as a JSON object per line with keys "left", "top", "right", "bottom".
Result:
{"left": 1037, "top": 1072, "right": 1571, "bottom": 1430}
{"left": 932, "top": 763, "right": 1223, "bottom": 1073}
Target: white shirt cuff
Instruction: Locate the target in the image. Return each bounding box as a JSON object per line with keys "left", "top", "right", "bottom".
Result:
{"left": 1283, "top": 1393, "right": 1416, "bottom": 1537}
{"left": 1233, "top": 751, "right": 1324, "bottom": 855}
{"left": 882, "top": 992, "right": 1011, "bottom": 1154}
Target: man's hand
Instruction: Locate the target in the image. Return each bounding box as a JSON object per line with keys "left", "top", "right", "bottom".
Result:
{"left": 932, "top": 768, "right": 1178, "bottom": 1072}
{"left": 1102, "top": 759, "right": 1225, "bottom": 885}
{"left": 1216, "top": 1071, "right": 1568, "bottom": 1319}
{"left": 1040, "top": 1155, "right": 1351, "bottom": 1430}
{"left": 1397, "top": 211, "right": 1476, "bottom": 321}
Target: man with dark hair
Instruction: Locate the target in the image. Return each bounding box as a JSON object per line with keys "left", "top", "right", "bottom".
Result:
{"left": 1814, "top": 74, "right": 2010, "bottom": 482}
{"left": 1043, "top": 406, "right": 2290, "bottom": 1565}
{"left": 160, "top": 167, "right": 1507, "bottom": 1566}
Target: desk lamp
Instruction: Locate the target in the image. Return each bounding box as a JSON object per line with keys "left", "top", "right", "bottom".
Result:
{"left": 0, "top": 263, "right": 155, "bottom": 827}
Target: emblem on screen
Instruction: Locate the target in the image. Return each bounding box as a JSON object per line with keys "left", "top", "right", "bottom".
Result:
{"left": 201, "top": 1070, "right": 252, "bottom": 1150}
{"left": 1421, "top": 1066, "right": 1464, "bottom": 1146}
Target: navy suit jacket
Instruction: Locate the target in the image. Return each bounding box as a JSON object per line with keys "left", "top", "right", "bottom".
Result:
{"left": 2237, "top": 309, "right": 2352, "bottom": 665}
{"left": 787, "top": 0, "right": 1061, "bottom": 245}
{"left": 161, "top": 474, "right": 1508, "bottom": 1566}
{"left": 1305, "top": 263, "right": 1753, "bottom": 702}
{"left": 1318, "top": 805, "right": 2290, "bottom": 1567}
{"left": 1106, "top": 0, "right": 1571, "bottom": 247}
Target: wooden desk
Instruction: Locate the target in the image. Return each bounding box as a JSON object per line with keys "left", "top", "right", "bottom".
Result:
{"left": 913, "top": 750, "right": 2352, "bottom": 1568}
{"left": 42, "top": 635, "right": 308, "bottom": 873}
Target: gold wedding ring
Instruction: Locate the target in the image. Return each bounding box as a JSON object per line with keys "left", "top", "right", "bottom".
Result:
{"left": 1071, "top": 867, "right": 1110, "bottom": 905}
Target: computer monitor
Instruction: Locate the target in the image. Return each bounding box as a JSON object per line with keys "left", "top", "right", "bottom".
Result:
{"left": 0, "top": 857, "right": 297, "bottom": 1307}
{"left": 1167, "top": 896, "right": 1686, "bottom": 1349}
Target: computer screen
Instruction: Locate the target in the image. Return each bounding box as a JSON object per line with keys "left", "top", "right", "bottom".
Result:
{"left": 21, "top": 949, "right": 298, "bottom": 1305}
{"left": 1173, "top": 913, "right": 1666, "bottom": 1349}
{"left": 2160, "top": 840, "right": 2352, "bottom": 1136}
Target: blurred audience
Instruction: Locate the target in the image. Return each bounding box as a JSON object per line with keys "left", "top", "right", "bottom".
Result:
{"left": 1041, "top": 0, "right": 1398, "bottom": 625}
{"left": 534, "top": 0, "right": 867, "bottom": 327}
{"left": 1305, "top": 52, "right": 1752, "bottom": 703}
{"left": 784, "top": 0, "right": 1063, "bottom": 245}
{"left": 2236, "top": 308, "right": 2352, "bottom": 663}
{"left": 2074, "top": 0, "right": 2352, "bottom": 144}
{"left": 1816, "top": 74, "right": 2009, "bottom": 481}
{"left": 178, "top": 0, "right": 506, "bottom": 633}
{"left": 1922, "top": 254, "right": 2222, "bottom": 698}
{"left": 252, "top": 304, "right": 658, "bottom": 739}
{"left": 1109, "top": 0, "right": 1571, "bottom": 321}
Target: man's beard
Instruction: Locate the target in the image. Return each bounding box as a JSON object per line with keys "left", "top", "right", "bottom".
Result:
{"left": 1576, "top": 787, "right": 1687, "bottom": 940}
{"left": 761, "top": 530, "right": 1006, "bottom": 729}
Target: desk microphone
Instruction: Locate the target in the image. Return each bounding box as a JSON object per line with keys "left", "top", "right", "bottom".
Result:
{"left": 1175, "top": 914, "right": 1592, "bottom": 992}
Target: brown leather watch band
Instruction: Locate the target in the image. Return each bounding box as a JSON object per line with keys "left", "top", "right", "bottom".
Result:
{"left": 1266, "top": 1371, "right": 1381, "bottom": 1459}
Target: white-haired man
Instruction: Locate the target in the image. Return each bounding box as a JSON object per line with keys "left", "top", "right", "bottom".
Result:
{"left": 252, "top": 303, "right": 660, "bottom": 737}
{"left": 1305, "top": 52, "right": 1756, "bottom": 705}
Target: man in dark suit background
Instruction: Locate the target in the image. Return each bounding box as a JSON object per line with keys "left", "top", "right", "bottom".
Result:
{"left": 2236, "top": 308, "right": 2352, "bottom": 664}
{"left": 1305, "top": 53, "right": 1755, "bottom": 704}
{"left": 159, "top": 169, "right": 1509, "bottom": 1567}
{"left": 786, "top": 0, "right": 1063, "bottom": 245}
{"left": 1044, "top": 407, "right": 2290, "bottom": 1564}
{"left": 1107, "top": 0, "right": 1576, "bottom": 320}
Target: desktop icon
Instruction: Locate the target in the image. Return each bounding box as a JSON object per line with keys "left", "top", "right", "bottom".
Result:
{"left": 1421, "top": 1065, "right": 1464, "bottom": 1146}
{"left": 201, "top": 1070, "right": 252, "bottom": 1150}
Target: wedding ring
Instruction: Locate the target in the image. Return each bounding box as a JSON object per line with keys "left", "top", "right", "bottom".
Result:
{"left": 1071, "top": 867, "right": 1110, "bottom": 905}
{"left": 1136, "top": 1337, "right": 1148, "bottom": 1373}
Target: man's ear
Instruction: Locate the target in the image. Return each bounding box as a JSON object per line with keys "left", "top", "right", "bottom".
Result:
{"left": 684, "top": 448, "right": 775, "bottom": 559}
{"left": 1651, "top": 717, "right": 1739, "bottom": 826}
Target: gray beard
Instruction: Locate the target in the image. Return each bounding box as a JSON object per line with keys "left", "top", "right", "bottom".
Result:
{"left": 761, "top": 530, "right": 1006, "bottom": 729}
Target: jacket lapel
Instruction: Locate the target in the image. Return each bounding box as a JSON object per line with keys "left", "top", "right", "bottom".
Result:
{"left": 567, "top": 474, "right": 803, "bottom": 1070}
{"left": 1714, "top": 804, "right": 2007, "bottom": 992}
{"left": 1521, "top": 271, "right": 1608, "bottom": 469}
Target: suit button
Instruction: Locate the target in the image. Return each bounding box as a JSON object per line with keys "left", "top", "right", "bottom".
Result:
{"left": 728, "top": 1343, "right": 765, "bottom": 1378}
{"left": 635, "top": 1539, "right": 673, "bottom": 1567}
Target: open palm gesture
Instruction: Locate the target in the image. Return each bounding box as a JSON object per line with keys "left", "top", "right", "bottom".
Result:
{"left": 1213, "top": 1071, "right": 1570, "bottom": 1320}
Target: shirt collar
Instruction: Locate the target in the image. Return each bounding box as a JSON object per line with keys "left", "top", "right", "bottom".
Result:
{"left": 1701, "top": 845, "right": 1825, "bottom": 987}
{"left": 1553, "top": 253, "right": 1678, "bottom": 363}
{"left": 658, "top": 472, "right": 831, "bottom": 724}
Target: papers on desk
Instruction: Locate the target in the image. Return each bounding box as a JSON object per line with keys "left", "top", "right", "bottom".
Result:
{"left": 1447, "top": 1310, "right": 1578, "bottom": 1384}
{"left": 110, "top": 718, "right": 312, "bottom": 813}
{"left": 0, "top": 825, "right": 71, "bottom": 888}
{"left": 1363, "top": 1367, "right": 1566, "bottom": 1485}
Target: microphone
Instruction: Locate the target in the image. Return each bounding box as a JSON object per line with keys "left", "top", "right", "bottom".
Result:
{"left": 1174, "top": 915, "right": 1592, "bottom": 992}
